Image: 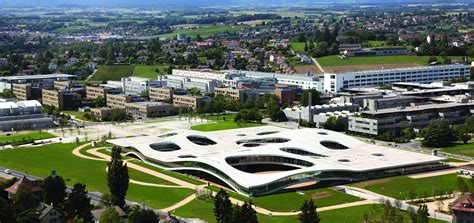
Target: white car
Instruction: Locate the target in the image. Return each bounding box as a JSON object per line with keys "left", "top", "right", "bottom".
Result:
{"left": 3, "top": 169, "right": 11, "bottom": 174}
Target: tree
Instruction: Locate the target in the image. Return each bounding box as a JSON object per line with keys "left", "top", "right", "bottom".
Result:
{"left": 214, "top": 189, "right": 233, "bottom": 223}
{"left": 269, "top": 110, "right": 288, "bottom": 122}
{"left": 322, "top": 116, "right": 345, "bottom": 132}
{"left": 94, "top": 96, "right": 106, "bottom": 107}
{"left": 128, "top": 205, "right": 158, "bottom": 223}
{"left": 300, "top": 89, "right": 321, "bottom": 106}
{"left": 187, "top": 87, "right": 201, "bottom": 96}
{"left": 466, "top": 116, "right": 474, "bottom": 133}
{"left": 0, "top": 197, "right": 15, "bottom": 223}
{"left": 100, "top": 207, "right": 121, "bottom": 223}
{"left": 107, "top": 146, "right": 129, "bottom": 207}
{"left": 454, "top": 125, "right": 471, "bottom": 144}
{"left": 13, "top": 187, "right": 37, "bottom": 211}
{"left": 43, "top": 174, "right": 67, "bottom": 207}
{"left": 416, "top": 204, "right": 429, "bottom": 223}
{"left": 299, "top": 199, "right": 320, "bottom": 223}
{"left": 15, "top": 209, "right": 39, "bottom": 223}
{"left": 420, "top": 120, "right": 455, "bottom": 147}
{"left": 233, "top": 201, "right": 257, "bottom": 223}
{"left": 196, "top": 34, "right": 203, "bottom": 42}
{"left": 428, "top": 56, "right": 438, "bottom": 64}
{"left": 63, "top": 183, "right": 92, "bottom": 222}
{"left": 400, "top": 127, "right": 416, "bottom": 141}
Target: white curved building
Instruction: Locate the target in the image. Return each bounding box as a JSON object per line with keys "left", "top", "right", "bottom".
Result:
{"left": 108, "top": 126, "right": 446, "bottom": 196}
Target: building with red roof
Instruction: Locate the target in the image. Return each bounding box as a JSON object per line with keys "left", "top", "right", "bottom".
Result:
{"left": 449, "top": 193, "right": 474, "bottom": 223}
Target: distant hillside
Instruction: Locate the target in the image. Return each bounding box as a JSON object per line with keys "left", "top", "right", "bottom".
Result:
{"left": 1, "top": 0, "right": 472, "bottom": 7}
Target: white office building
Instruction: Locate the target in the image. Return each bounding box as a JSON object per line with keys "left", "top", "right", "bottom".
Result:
{"left": 324, "top": 64, "right": 470, "bottom": 93}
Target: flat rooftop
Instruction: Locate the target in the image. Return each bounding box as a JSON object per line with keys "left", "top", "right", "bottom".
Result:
{"left": 362, "top": 102, "right": 474, "bottom": 115}
{"left": 0, "top": 74, "right": 74, "bottom": 81}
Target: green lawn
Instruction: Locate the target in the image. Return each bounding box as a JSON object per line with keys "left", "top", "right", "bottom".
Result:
{"left": 132, "top": 65, "right": 168, "bottom": 79}
{"left": 90, "top": 65, "right": 135, "bottom": 81}
{"left": 174, "top": 199, "right": 445, "bottom": 223}
{"left": 206, "top": 185, "right": 360, "bottom": 212}
{"left": 191, "top": 114, "right": 265, "bottom": 132}
{"left": 367, "top": 41, "right": 390, "bottom": 47}
{"left": 439, "top": 142, "right": 474, "bottom": 157}
{"left": 62, "top": 110, "right": 94, "bottom": 122}
{"left": 351, "top": 173, "right": 465, "bottom": 199}
{"left": 316, "top": 55, "right": 466, "bottom": 67}
{"left": 159, "top": 25, "right": 245, "bottom": 38}
{"left": 0, "top": 143, "right": 194, "bottom": 209}
{"left": 129, "top": 160, "right": 205, "bottom": 186}
{"left": 291, "top": 42, "right": 306, "bottom": 52}
{"left": 0, "top": 131, "right": 56, "bottom": 144}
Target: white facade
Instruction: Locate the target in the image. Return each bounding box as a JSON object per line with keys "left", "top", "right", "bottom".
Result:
{"left": 107, "top": 77, "right": 163, "bottom": 95}
{"left": 324, "top": 64, "right": 471, "bottom": 93}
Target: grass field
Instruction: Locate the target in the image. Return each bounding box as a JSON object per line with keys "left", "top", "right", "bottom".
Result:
{"left": 90, "top": 65, "right": 135, "bottom": 81}
{"left": 439, "top": 142, "right": 474, "bottom": 157}
{"left": 291, "top": 42, "right": 306, "bottom": 52}
{"left": 174, "top": 199, "right": 445, "bottom": 223}
{"left": 159, "top": 25, "right": 244, "bottom": 38}
{"left": 62, "top": 110, "right": 94, "bottom": 122}
{"left": 206, "top": 185, "right": 360, "bottom": 212}
{"left": 191, "top": 114, "right": 265, "bottom": 132}
{"left": 352, "top": 173, "right": 465, "bottom": 199}
{"left": 0, "top": 131, "right": 55, "bottom": 144}
{"left": 316, "top": 55, "right": 466, "bottom": 68}
{"left": 132, "top": 65, "right": 169, "bottom": 79}
{"left": 0, "top": 143, "right": 195, "bottom": 208}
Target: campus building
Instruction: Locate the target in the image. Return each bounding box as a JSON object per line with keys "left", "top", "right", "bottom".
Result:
{"left": 0, "top": 100, "right": 53, "bottom": 131}
{"left": 108, "top": 127, "right": 445, "bottom": 196}
{"left": 348, "top": 101, "right": 474, "bottom": 135}
{"left": 125, "top": 101, "right": 176, "bottom": 118}
{"left": 41, "top": 88, "right": 85, "bottom": 110}
{"left": 106, "top": 94, "right": 141, "bottom": 109}
{"left": 0, "top": 74, "right": 75, "bottom": 92}
{"left": 107, "top": 77, "right": 162, "bottom": 95}
{"left": 85, "top": 85, "right": 121, "bottom": 100}
{"left": 149, "top": 87, "right": 175, "bottom": 101}
{"left": 172, "top": 94, "right": 209, "bottom": 109}
{"left": 12, "top": 83, "right": 41, "bottom": 100}
{"left": 323, "top": 64, "right": 470, "bottom": 93}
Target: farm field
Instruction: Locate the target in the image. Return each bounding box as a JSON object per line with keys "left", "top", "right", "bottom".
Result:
{"left": 132, "top": 65, "right": 169, "bottom": 78}
{"left": 89, "top": 65, "right": 135, "bottom": 81}
{"left": 159, "top": 25, "right": 245, "bottom": 38}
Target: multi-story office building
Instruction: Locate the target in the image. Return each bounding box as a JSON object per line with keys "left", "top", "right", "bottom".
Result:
{"left": 90, "top": 107, "right": 126, "bottom": 121}
{"left": 0, "top": 100, "right": 53, "bottom": 131}
{"left": 173, "top": 94, "right": 208, "bottom": 109}
{"left": 348, "top": 101, "right": 474, "bottom": 135}
{"left": 106, "top": 94, "right": 140, "bottom": 109}
{"left": 125, "top": 101, "right": 176, "bottom": 118}
{"left": 324, "top": 64, "right": 470, "bottom": 93}
{"left": 214, "top": 87, "right": 246, "bottom": 101}
{"left": 363, "top": 96, "right": 427, "bottom": 111}
{"left": 86, "top": 85, "right": 121, "bottom": 100}
{"left": 149, "top": 87, "right": 175, "bottom": 101}
{"left": 12, "top": 83, "right": 41, "bottom": 100}
{"left": 0, "top": 74, "right": 75, "bottom": 92}
{"left": 107, "top": 77, "right": 162, "bottom": 95}
{"left": 164, "top": 75, "right": 221, "bottom": 93}
{"left": 41, "top": 88, "right": 84, "bottom": 110}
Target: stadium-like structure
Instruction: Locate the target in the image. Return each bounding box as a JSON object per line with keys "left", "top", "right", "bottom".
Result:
{"left": 108, "top": 126, "right": 446, "bottom": 196}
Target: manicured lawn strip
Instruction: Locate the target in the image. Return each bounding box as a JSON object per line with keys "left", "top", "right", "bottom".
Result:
{"left": 0, "top": 143, "right": 194, "bottom": 209}
{"left": 316, "top": 55, "right": 467, "bottom": 67}
{"left": 90, "top": 65, "right": 135, "bottom": 81}
{"left": 174, "top": 200, "right": 445, "bottom": 223}
{"left": 351, "top": 174, "right": 464, "bottom": 199}
{"left": 206, "top": 186, "right": 361, "bottom": 212}
{"left": 132, "top": 65, "right": 169, "bottom": 79}
{"left": 191, "top": 114, "right": 265, "bottom": 132}
{"left": 128, "top": 168, "right": 177, "bottom": 186}
{"left": 129, "top": 160, "right": 205, "bottom": 185}
{"left": 439, "top": 142, "right": 474, "bottom": 157}
{"left": 0, "top": 131, "right": 56, "bottom": 144}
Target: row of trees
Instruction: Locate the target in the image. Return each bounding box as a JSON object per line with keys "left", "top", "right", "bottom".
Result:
{"left": 214, "top": 189, "right": 321, "bottom": 223}
{"left": 421, "top": 117, "right": 474, "bottom": 147}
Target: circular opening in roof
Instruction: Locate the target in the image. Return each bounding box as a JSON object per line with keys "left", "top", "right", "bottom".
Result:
{"left": 280, "top": 147, "right": 329, "bottom": 158}
{"left": 242, "top": 143, "right": 261, "bottom": 147}
{"left": 186, "top": 135, "right": 217, "bottom": 146}
{"left": 178, "top": 155, "right": 197, "bottom": 158}
{"left": 372, "top": 153, "right": 384, "bottom": 157}
{"left": 149, "top": 143, "right": 181, "bottom": 152}
{"left": 237, "top": 134, "right": 246, "bottom": 137}
{"left": 320, "top": 141, "right": 349, "bottom": 150}
{"left": 236, "top": 137, "right": 290, "bottom": 145}
{"left": 317, "top": 132, "right": 328, "bottom": 135}
{"left": 338, "top": 159, "right": 350, "bottom": 162}
{"left": 256, "top": 131, "right": 279, "bottom": 136}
